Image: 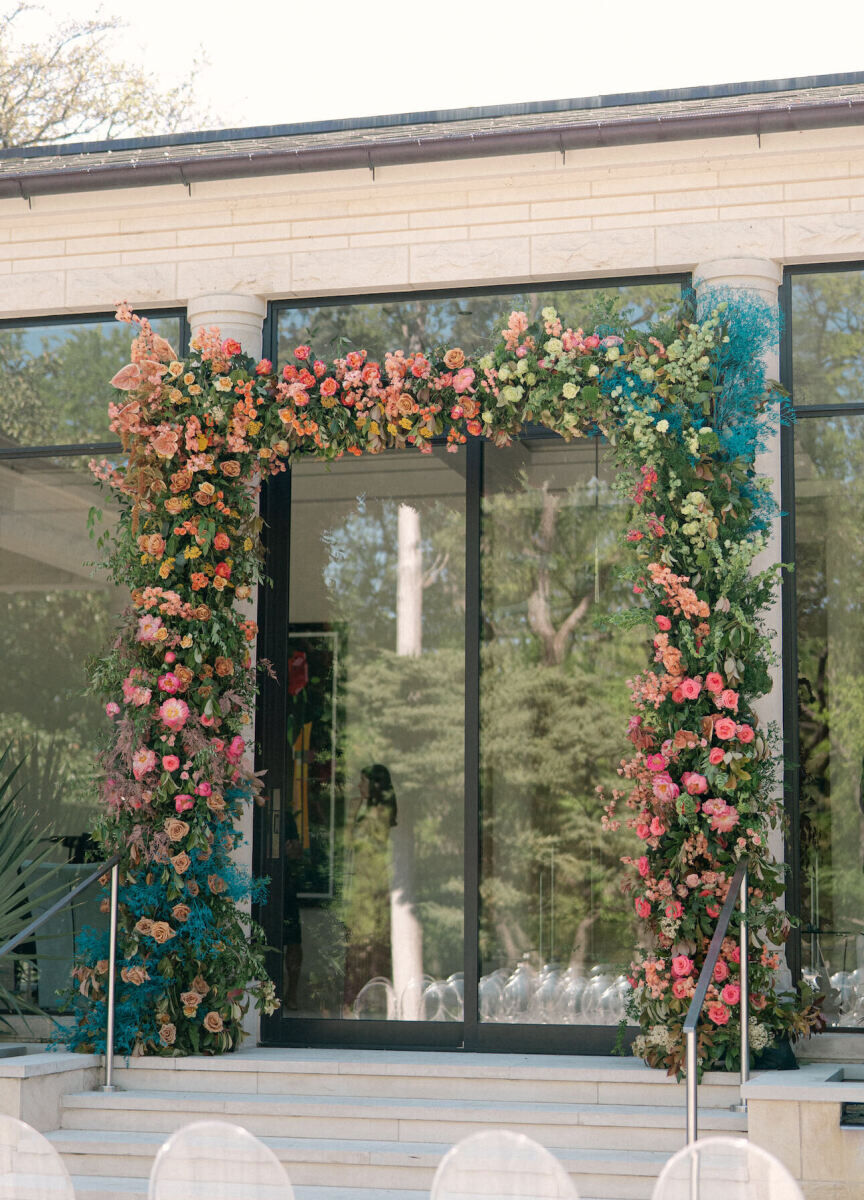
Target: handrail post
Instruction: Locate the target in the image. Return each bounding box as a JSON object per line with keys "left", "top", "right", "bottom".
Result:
{"left": 102, "top": 861, "right": 119, "bottom": 1093}
{"left": 686, "top": 1027, "right": 698, "bottom": 1145}
{"left": 739, "top": 865, "right": 750, "bottom": 1097}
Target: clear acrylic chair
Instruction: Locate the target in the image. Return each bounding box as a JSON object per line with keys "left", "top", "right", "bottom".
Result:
{"left": 148, "top": 1120, "right": 294, "bottom": 1200}
{"left": 430, "top": 1129, "right": 578, "bottom": 1200}
{"left": 651, "top": 1136, "right": 804, "bottom": 1200}
{"left": 0, "top": 1114, "right": 75, "bottom": 1200}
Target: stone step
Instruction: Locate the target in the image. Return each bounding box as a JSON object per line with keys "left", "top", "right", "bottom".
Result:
{"left": 58, "top": 1088, "right": 746, "bottom": 1151}
{"left": 106, "top": 1049, "right": 741, "bottom": 1109}
{"left": 52, "top": 1129, "right": 669, "bottom": 1198}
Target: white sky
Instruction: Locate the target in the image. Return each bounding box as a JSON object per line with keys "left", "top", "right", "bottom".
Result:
{"left": 18, "top": 0, "right": 864, "bottom": 134}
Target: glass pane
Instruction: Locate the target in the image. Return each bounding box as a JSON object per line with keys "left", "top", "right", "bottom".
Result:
{"left": 282, "top": 450, "right": 465, "bottom": 1020}
{"left": 0, "top": 315, "right": 182, "bottom": 447}
{"left": 791, "top": 270, "right": 864, "bottom": 407}
{"left": 479, "top": 439, "right": 642, "bottom": 1025}
{"left": 277, "top": 283, "right": 680, "bottom": 365}
{"left": 0, "top": 455, "right": 123, "bottom": 1012}
{"left": 795, "top": 414, "right": 864, "bottom": 1025}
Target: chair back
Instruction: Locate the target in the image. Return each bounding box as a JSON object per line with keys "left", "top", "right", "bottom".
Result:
{"left": 0, "top": 1114, "right": 75, "bottom": 1200}
{"left": 651, "top": 1136, "right": 804, "bottom": 1200}
{"left": 147, "top": 1120, "right": 294, "bottom": 1200}
{"left": 430, "top": 1129, "right": 578, "bottom": 1199}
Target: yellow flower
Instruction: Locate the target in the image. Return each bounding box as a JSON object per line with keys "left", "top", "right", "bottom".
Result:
{"left": 369, "top": 421, "right": 380, "bottom": 435}
{"left": 188, "top": 384, "right": 202, "bottom": 396}
{"left": 156, "top": 627, "right": 168, "bottom": 642}
{"left": 158, "top": 558, "right": 175, "bottom": 579}
{"left": 185, "top": 546, "right": 202, "bottom": 559}
{"left": 243, "top": 538, "right": 253, "bottom": 551}
{"left": 183, "top": 372, "right": 196, "bottom": 385}
{"left": 386, "top": 422, "right": 397, "bottom": 435}
{"left": 197, "top": 435, "right": 209, "bottom": 451}
{"left": 181, "top": 635, "right": 193, "bottom": 648}
{"left": 248, "top": 420, "right": 262, "bottom": 435}
{"left": 215, "top": 377, "right": 233, "bottom": 392}
{"left": 399, "top": 417, "right": 412, "bottom": 429}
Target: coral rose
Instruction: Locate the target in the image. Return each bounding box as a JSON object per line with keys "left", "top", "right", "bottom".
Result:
{"left": 714, "top": 717, "right": 737, "bottom": 740}
{"left": 709, "top": 747, "right": 725, "bottom": 765}
{"left": 705, "top": 672, "right": 724, "bottom": 694}
{"left": 655, "top": 615, "right": 672, "bottom": 631}
{"left": 158, "top": 1023, "right": 177, "bottom": 1045}
{"left": 707, "top": 1003, "right": 730, "bottom": 1026}
{"left": 720, "top": 983, "right": 741, "bottom": 1005}
{"left": 162, "top": 754, "right": 181, "bottom": 772}
{"left": 203, "top": 1011, "right": 224, "bottom": 1033}
{"left": 635, "top": 897, "right": 651, "bottom": 918}
{"left": 679, "top": 677, "right": 702, "bottom": 701}
{"left": 713, "top": 960, "right": 729, "bottom": 983}
{"left": 671, "top": 955, "right": 694, "bottom": 978}
{"left": 736, "top": 724, "right": 755, "bottom": 743}
{"left": 720, "top": 689, "right": 739, "bottom": 711}
{"left": 213, "top": 532, "right": 230, "bottom": 551}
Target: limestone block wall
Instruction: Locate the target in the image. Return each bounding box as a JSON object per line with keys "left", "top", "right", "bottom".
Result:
{"left": 0, "top": 124, "right": 862, "bottom": 317}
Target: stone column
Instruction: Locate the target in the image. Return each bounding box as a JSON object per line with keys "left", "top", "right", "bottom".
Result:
{"left": 187, "top": 292, "right": 267, "bottom": 1042}
{"left": 694, "top": 258, "right": 789, "bottom": 982}
{"left": 186, "top": 293, "right": 268, "bottom": 360}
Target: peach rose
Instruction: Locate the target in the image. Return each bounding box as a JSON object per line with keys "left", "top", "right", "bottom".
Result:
{"left": 164, "top": 818, "right": 190, "bottom": 842}
{"left": 443, "top": 347, "right": 465, "bottom": 370}
{"left": 171, "top": 903, "right": 191, "bottom": 923}
{"left": 152, "top": 429, "right": 180, "bottom": 459}
{"left": 120, "top": 965, "right": 149, "bottom": 986}
{"left": 149, "top": 921, "right": 175, "bottom": 945}
{"left": 220, "top": 460, "right": 241, "bottom": 477}
{"left": 194, "top": 489, "right": 216, "bottom": 506}
{"left": 206, "top": 793, "right": 226, "bottom": 815}
{"left": 202, "top": 1011, "right": 224, "bottom": 1033}
{"left": 174, "top": 665, "right": 194, "bottom": 689}
{"left": 134, "top": 918, "right": 154, "bottom": 936}
{"left": 186, "top": 878, "right": 200, "bottom": 897}
{"left": 208, "top": 874, "right": 227, "bottom": 895}
{"left": 214, "top": 657, "right": 234, "bottom": 677}
{"left": 169, "top": 470, "right": 193, "bottom": 493}
{"left": 164, "top": 497, "right": 185, "bottom": 515}
{"left": 193, "top": 605, "right": 211, "bottom": 621}
{"left": 170, "top": 851, "right": 191, "bottom": 875}
{"left": 191, "top": 974, "right": 210, "bottom": 996}
{"left": 180, "top": 990, "right": 203, "bottom": 1010}
{"left": 158, "top": 1022, "right": 177, "bottom": 1045}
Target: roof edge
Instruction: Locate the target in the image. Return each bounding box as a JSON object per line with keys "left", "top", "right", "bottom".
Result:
{"left": 3, "top": 90, "right": 864, "bottom": 200}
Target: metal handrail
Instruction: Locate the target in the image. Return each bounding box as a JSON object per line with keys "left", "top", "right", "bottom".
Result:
{"left": 0, "top": 850, "right": 121, "bottom": 1092}
{"left": 682, "top": 857, "right": 749, "bottom": 1144}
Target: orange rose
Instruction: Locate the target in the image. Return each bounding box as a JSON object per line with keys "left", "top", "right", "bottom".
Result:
{"left": 212, "top": 576, "right": 228, "bottom": 591}
{"left": 171, "top": 852, "right": 191, "bottom": 875}
{"left": 194, "top": 490, "right": 215, "bottom": 506}
{"left": 202, "top": 1011, "right": 224, "bottom": 1034}
{"left": 164, "top": 818, "right": 190, "bottom": 843}
{"left": 193, "top": 605, "right": 211, "bottom": 621}
{"left": 174, "top": 665, "right": 194, "bottom": 689}
{"left": 149, "top": 921, "right": 175, "bottom": 944}
{"left": 214, "top": 657, "right": 234, "bottom": 677}
{"left": 443, "top": 348, "right": 465, "bottom": 369}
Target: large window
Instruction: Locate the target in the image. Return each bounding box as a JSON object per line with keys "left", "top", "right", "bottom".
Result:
{"left": 0, "top": 311, "right": 184, "bottom": 1012}
{"left": 787, "top": 267, "right": 864, "bottom": 1029}
{"left": 261, "top": 278, "right": 683, "bottom": 1045}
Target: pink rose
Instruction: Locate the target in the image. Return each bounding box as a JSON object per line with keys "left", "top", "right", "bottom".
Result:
{"left": 225, "top": 735, "right": 245, "bottom": 764}
{"left": 652, "top": 773, "right": 680, "bottom": 803}
{"left": 720, "top": 689, "right": 739, "bottom": 711}
{"left": 158, "top": 672, "right": 181, "bottom": 694}
{"left": 665, "top": 900, "right": 684, "bottom": 920}
{"left": 721, "top": 983, "right": 741, "bottom": 1006}
{"left": 159, "top": 697, "right": 190, "bottom": 732}
{"left": 637, "top": 856, "right": 650, "bottom": 878}
{"left": 106, "top": 701, "right": 120, "bottom": 717}
{"left": 646, "top": 754, "right": 667, "bottom": 772}
{"left": 136, "top": 614, "right": 163, "bottom": 643}
{"left": 679, "top": 677, "right": 702, "bottom": 701}
{"left": 452, "top": 367, "right": 475, "bottom": 394}
{"left": 671, "top": 955, "right": 693, "bottom": 978}
{"left": 636, "top": 823, "right": 651, "bottom": 840}
{"left": 709, "top": 747, "right": 725, "bottom": 765}
{"left": 671, "top": 687, "right": 684, "bottom": 704}
{"left": 713, "top": 960, "right": 729, "bottom": 983}
{"left": 705, "top": 672, "right": 724, "bottom": 694}
{"left": 655, "top": 615, "right": 672, "bottom": 631}
{"left": 710, "top": 805, "right": 740, "bottom": 833}
{"left": 682, "top": 772, "right": 708, "bottom": 795}
{"left": 175, "top": 794, "right": 194, "bottom": 813}
{"left": 685, "top": 873, "right": 700, "bottom": 888}
{"left": 714, "top": 717, "right": 738, "bottom": 740}
{"left": 649, "top": 816, "right": 666, "bottom": 837}
{"left": 672, "top": 979, "right": 691, "bottom": 999}
{"left": 162, "top": 755, "right": 181, "bottom": 772}
{"left": 707, "top": 1002, "right": 730, "bottom": 1026}
{"left": 635, "top": 897, "right": 651, "bottom": 918}
{"left": 132, "top": 747, "right": 157, "bottom": 781}
{"left": 195, "top": 781, "right": 212, "bottom": 797}
{"left": 736, "top": 724, "right": 755, "bottom": 743}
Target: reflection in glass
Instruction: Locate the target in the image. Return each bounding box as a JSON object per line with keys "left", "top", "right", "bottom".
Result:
{"left": 794, "top": 415, "right": 864, "bottom": 1025}
{"left": 0, "top": 456, "right": 123, "bottom": 1010}
{"left": 0, "top": 315, "right": 182, "bottom": 446}
{"left": 479, "top": 440, "right": 643, "bottom": 1025}
{"left": 791, "top": 270, "right": 864, "bottom": 407}
{"left": 283, "top": 451, "right": 465, "bottom": 1019}
{"left": 277, "top": 284, "right": 681, "bottom": 368}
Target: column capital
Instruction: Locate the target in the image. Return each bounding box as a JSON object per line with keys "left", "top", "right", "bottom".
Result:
{"left": 694, "top": 258, "right": 783, "bottom": 306}
{"left": 186, "top": 293, "right": 268, "bottom": 360}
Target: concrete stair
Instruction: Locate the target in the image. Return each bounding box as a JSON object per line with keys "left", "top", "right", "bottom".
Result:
{"left": 43, "top": 1049, "right": 747, "bottom": 1200}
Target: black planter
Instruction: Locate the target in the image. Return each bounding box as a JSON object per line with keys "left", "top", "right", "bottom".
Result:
{"left": 752, "top": 1036, "right": 799, "bottom": 1071}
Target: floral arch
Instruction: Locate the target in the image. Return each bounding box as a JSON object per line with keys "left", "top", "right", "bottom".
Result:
{"left": 67, "top": 294, "right": 819, "bottom": 1074}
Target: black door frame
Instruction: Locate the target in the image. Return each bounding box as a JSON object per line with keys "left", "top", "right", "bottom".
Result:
{"left": 254, "top": 276, "right": 687, "bottom": 1054}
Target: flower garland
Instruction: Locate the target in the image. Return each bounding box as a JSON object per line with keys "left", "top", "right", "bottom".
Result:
{"left": 65, "top": 294, "right": 819, "bottom": 1068}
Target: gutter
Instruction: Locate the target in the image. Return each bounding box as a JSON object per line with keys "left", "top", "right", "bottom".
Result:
{"left": 2, "top": 94, "right": 863, "bottom": 200}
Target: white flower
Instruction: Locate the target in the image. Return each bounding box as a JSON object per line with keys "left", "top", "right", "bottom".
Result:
{"left": 587, "top": 364, "right": 600, "bottom": 378}
{"left": 656, "top": 419, "right": 669, "bottom": 433}
{"left": 541, "top": 306, "right": 557, "bottom": 321}
{"left": 562, "top": 383, "right": 578, "bottom": 400}
{"left": 544, "top": 338, "right": 563, "bottom": 356}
